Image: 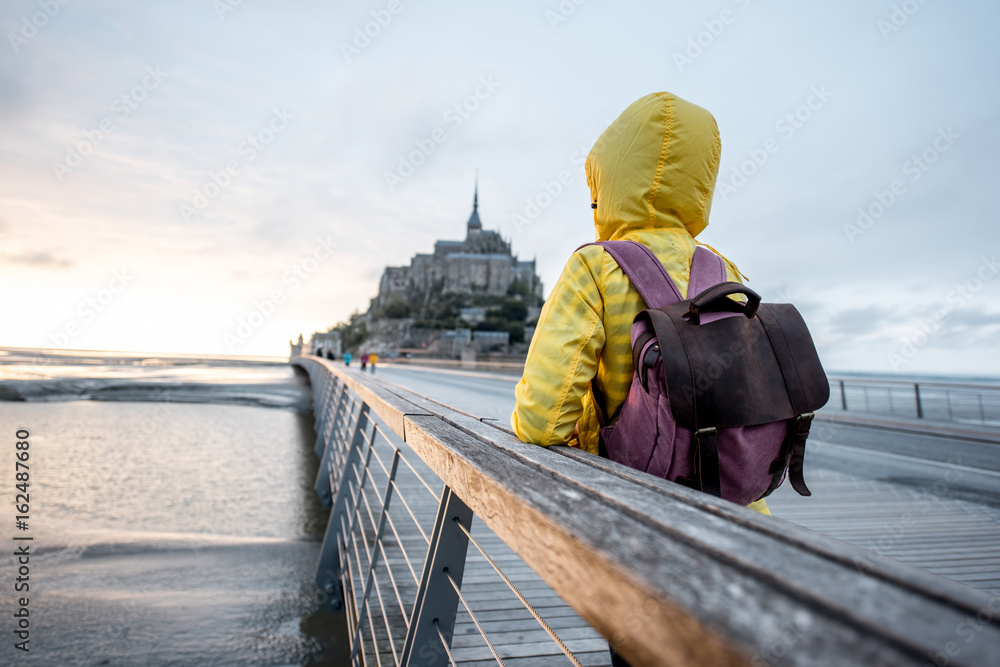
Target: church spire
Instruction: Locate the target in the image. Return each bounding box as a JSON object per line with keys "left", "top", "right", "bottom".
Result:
{"left": 467, "top": 170, "right": 482, "bottom": 232}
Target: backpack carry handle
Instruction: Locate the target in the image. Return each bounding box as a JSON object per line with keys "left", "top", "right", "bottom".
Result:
{"left": 687, "top": 282, "right": 761, "bottom": 325}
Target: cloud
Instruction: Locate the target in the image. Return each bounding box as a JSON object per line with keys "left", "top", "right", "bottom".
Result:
{"left": 943, "top": 309, "right": 1000, "bottom": 328}
{"left": 4, "top": 251, "right": 73, "bottom": 269}
{"left": 827, "top": 305, "right": 896, "bottom": 337}
{"left": 924, "top": 310, "right": 1000, "bottom": 349}
{"left": 0, "top": 0, "right": 997, "bottom": 367}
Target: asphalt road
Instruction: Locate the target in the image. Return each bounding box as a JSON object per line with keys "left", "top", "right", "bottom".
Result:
{"left": 375, "top": 364, "right": 518, "bottom": 423}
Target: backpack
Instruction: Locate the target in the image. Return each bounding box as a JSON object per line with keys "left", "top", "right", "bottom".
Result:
{"left": 583, "top": 240, "right": 829, "bottom": 505}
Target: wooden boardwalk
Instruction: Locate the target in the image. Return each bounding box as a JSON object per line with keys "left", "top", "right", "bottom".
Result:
{"left": 768, "top": 463, "right": 1000, "bottom": 592}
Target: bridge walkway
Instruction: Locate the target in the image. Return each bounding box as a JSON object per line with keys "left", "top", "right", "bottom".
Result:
{"left": 767, "top": 467, "right": 1000, "bottom": 592}
{"left": 299, "top": 357, "right": 1000, "bottom": 666}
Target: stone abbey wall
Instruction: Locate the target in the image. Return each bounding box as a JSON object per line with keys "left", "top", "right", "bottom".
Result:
{"left": 374, "top": 190, "right": 543, "bottom": 310}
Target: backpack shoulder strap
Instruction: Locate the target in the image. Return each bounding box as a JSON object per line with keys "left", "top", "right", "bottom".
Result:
{"left": 686, "top": 245, "right": 728, "bottom": 299}
{"left": 579, "top": 240, "right": 683, "bottom": 309}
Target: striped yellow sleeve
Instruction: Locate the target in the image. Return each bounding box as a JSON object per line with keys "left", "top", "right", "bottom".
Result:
{"left": 511, "top": 248, "right": 605, "bottom": 446}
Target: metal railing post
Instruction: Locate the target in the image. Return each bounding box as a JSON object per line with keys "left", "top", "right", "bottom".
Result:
{"left": 915, "top": 383, "right": 923, "bottom": 419}
{"left": 399, "top": 486, "right": 474, "bottom": 667}
{"left": 312, "top": 372, "right": 330, "bottom": 433}
{"left": 313, "top": 378, "right": 340, "bottom": 496}
{"left": 840, "top": 379, "right": 847, "bottom": 410}
{"left": 347, "top": 449, "right": 402, "bottom": 664}
{"left": 313, "top": 376, "right": 336, "bottom": 455}
{"left": 316, "top": 373, "right": 336, "bottom": 432}
{"left": 316, "top": 382, "right": 348, "bottom": 457}
{"left": 316, "top": 403, "right": 374, "bottom": 610}
{"left": 314, "top": 399, "right": 341, "bottom": 493}
{"left": 316, "top": 404, "right": 370, "bottom": 509}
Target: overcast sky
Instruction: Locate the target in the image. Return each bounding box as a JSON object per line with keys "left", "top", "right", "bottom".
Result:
{"left": 1, "top": 0, "right": 997, "bottom": 375}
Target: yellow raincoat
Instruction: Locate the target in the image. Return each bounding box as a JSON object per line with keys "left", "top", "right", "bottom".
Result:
{"left": 511, "top": 91, "right": 770, "bottom": 514}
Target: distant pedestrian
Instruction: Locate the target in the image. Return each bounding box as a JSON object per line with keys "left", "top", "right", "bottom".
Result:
{"left": 326, "top": 349, "right": 335, "bottom": 360}
{"left": 316, "top": 348, "right": 323, "bottom": 358}
{"left": 360, "top": 353, "right": 369, "bottom": 370}
{"left": 344, "top": 352, "right": 352, "bottom": 366}
{"left": 369, "top": 352, "right": 379, "bottom": 373}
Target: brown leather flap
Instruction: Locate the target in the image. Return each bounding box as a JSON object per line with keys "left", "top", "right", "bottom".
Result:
{"left": 641, "top": 302, "right": 829, "bottom": 429}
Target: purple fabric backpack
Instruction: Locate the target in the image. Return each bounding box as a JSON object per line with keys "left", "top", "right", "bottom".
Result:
{"left": 585, "top": 240, "right": 829, "bottom": 506}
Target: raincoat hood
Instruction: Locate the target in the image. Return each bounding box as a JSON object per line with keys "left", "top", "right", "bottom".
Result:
{"left": 586, "top": 92, "right": 721, "bottom": 241}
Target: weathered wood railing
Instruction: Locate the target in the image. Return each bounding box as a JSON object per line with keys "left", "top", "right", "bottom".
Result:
{"left": 294, "top": 355, "right": 1000, "bottom": 666}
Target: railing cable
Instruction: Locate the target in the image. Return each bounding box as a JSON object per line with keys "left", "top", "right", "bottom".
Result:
{"left": 382, "top": 509, "right": 421, "bottom": 586}
{"left": 373, "top": 538, "right": 411, "bottom": 629}
{"left": 434, "top": 619, "right": 460, "bottom": 667}
{"left": 370, "top": 563, "right": 399, "bottom": 666}
{"left": 454, "top": 518, "right": 584, "bottom": 667}
{"left": 444, "top": 569, "right": 506, "bottom": 667}
{"left": 383, "top": 433, "right": 442, "bottom": 503}
{"left": 399, "top": 456, "right": 442, "bottom": 503}
{"left": 347, "top": 524, "right": 373, "bottom": 666}
{"left": 389, "top": 477, "right": 431, "bottom": 546}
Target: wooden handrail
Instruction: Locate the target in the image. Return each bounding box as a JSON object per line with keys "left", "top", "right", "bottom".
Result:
{"left": 295, "top": 355, "right": 1000, "bottom": 666}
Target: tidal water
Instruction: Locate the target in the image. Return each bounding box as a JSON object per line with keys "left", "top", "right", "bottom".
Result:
{"left": 0, "top": 348, "right": 347, "bottom": 666}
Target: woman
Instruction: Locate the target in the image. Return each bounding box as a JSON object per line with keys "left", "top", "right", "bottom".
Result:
{"left": 510, "top": 89, "right": 769, "bottom": 667}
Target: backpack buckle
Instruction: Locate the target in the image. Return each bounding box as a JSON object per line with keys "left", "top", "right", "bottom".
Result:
{"left": 793, "top": 412, "right": 814, "bottom": 435}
